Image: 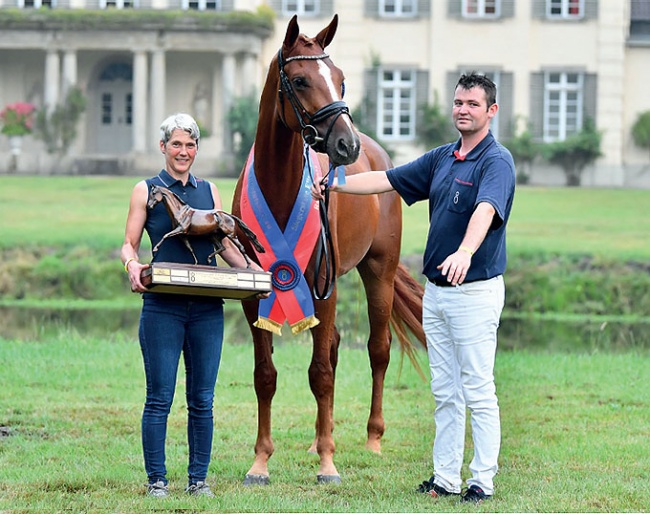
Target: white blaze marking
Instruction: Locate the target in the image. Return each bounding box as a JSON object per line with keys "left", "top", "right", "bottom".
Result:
{"left": 317, "top": 60, "right": 355, "bottom": 132}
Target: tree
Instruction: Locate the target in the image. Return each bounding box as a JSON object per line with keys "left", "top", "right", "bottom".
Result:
{"left": 502, "top": 120, "right": 539, "bottom": 185}
{"left": 226, "top": 93, "right": 259, "bottom": 176}
{"left": 416, "top": 91, "right": 457, "bottom": 150}
{"left": 541, "top": 119, "right": 603, "bottom": 187}
{"left": 34, "top": 86, "right": 86, "bottom": 156}
{"left": 631, "top": 110, "right": 650, "bottom": 161}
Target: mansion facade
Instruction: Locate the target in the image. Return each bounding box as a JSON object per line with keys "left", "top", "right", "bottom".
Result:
{"left": 1, "top": 0, "right": 650, "bottom": 187}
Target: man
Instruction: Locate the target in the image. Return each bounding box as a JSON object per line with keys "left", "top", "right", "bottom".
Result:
{"left": 312, "top": 72, "right": 515, "bottom": 503}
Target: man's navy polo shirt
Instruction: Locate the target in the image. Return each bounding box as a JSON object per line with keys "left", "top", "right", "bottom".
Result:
{"left": 386, "top": 132, "right": 515, "bottom": 283}
{"left": 145, "top": 169, "right": 217, "bottom": 265}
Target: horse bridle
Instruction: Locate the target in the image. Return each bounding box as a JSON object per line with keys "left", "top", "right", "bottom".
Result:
{"left": 277, "top": 48, "right": 351, "bottom": 149}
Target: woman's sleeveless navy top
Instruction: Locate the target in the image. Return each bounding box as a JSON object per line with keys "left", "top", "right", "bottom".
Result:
{"left": 145, "top": 169, "right": 217, "bottom": 266}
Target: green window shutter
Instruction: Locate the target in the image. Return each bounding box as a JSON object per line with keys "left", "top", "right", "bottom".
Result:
{"left": 584, "top": 0, "right": 599, "bottom": 20}
{"left": 319, "top": 0, "right": 334, "bottom": 16}
{"left": 529, "top": 72, "right": 544, "bottom": 140}
{"left": 417, "top": 0, "right": 431, "bottom": 16}
{"left": 446, "top": 71, "right": 458, "bottom": 114}
{"left": 448, "top": 0, "right": 462, "bottom": 18}
{"left": 415, "top": 69, "right": 430, "bottom": 137}
{"left": 531, "top": 0, "right": 546, "bottom": 19}
{"left": 583, "top": 73, "right": 597, "bottom": 125}
{"left": 501, "top": 0, "right": 515, "bottom": 18}
{"left": 363, "top": 68, "right": 379, "bottom": 135}
{"left": 497, "top": 72, "right": 514, "bottom": 140}
{"left": 364, "top": 0, "right": 379, "bottom": 18}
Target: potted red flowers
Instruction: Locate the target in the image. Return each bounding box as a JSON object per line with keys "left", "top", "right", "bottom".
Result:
{"left": 1, "top": 102, "right": 36, "bottom": 156}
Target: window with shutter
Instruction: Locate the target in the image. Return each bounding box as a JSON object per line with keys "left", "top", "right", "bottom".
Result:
{"left": 377, "top": 68, "right": 417, "bottom": 140}
{"left": 281, "top": 0, "right": 320, "bottom": 16}
{"left": 379, "top": 0, "right": 417, "bottom": 18}
{"left": 462, "top": 0, "right": 500, "bottom": 19}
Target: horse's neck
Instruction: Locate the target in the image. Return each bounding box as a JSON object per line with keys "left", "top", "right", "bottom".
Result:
{"left": 253, "top": 135, "right": 305, "bottom": 229}
{"left": 161, "top": 191, "right": 189, "bottom": 218}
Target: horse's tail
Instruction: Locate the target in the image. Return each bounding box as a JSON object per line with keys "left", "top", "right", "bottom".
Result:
{"left": 390, "top": 263, "right": 427, "bottom": 381}
{"left": 230, "top": 214, "right": 266, "bottom": 254}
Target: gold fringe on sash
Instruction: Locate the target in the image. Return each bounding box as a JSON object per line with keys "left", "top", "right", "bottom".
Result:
{"left": 253, "top": 317, "right": 283, "bottom": 336}
{"left": 290, "top": 315, "right": 320, "bottom": 335}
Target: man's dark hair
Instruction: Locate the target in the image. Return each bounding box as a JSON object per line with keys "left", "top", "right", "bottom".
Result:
{"left": 455, "top": 72, "right": 497, "bottom": 107}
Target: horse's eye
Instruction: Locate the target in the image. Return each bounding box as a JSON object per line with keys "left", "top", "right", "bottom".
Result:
{"left": 341, "top": 82, "right": 345, "bottom": 98}
{"left": 292, "top": 76, "right": 309, "bottom": 90}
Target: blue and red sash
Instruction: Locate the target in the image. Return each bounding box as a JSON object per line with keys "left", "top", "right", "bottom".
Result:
{"left": 240, "top": 145, "right": 322, "bottom": 335}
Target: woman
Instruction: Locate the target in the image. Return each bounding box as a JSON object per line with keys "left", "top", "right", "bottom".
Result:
{"left": 121, "top": 113, "right": 263, "bottom": 498}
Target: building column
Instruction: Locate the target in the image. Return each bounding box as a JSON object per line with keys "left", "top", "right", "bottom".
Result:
{"left": 44, "top": 50, "right": 60, "bottom": 111}
{"left": 62, "top": 50, "right": 77, "bottom": 97}
{"left": 150, "top": 48, "right": 166, "bottom": 151}
{"left": 241, "top": 52, "right": 258, "bottom": 96}
{"left": 132, "top": 50, "right": 148, "bottom": 153}
{"left": 221, "top": 53, "right": 236, "bottom": 154}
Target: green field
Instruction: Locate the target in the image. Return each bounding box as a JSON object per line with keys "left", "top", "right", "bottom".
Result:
{"left": 1, "top": 334, "right": 649, "bottom": 512}
{"left": 1, "top": 176, "right": 650, "bottom": 512}
{"left": 2, "top": 176, "right": 650, "bottom": 259}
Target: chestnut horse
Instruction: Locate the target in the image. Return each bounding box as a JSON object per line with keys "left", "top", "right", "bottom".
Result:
{"left": 231, "top": 14, "right": 425, "bottom": 484}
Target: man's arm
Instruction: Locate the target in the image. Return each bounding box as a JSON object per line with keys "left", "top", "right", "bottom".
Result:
{"left": 311, "top": 171, "right": 394, "bottom": 200}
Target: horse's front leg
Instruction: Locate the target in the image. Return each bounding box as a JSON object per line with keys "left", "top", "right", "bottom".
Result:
{"left": 242, "top": 301, "right": 277, "bottom": 486}
{"left": 357, "top": 259, "right": 394, "bottom": 454}
{"left": 309, "top": 293, "right": 341, "bottom": 483}
{"left": 222, "top": 235, "right": 252, "bottom": 268}
{"left": 152, "top": 228, "right": 198, "bottom": 264}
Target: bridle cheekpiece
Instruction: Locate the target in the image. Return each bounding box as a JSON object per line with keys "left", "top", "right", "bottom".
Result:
{"left": 277, "top": 48, "right": 351, "bottom": 148}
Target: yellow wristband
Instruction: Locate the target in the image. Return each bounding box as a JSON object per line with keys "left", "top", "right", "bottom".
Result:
{"left": 124, "top": 257, "right": 137, "bottom": 272}
{"left": 459, "top": 246, "right": 474, "bottom": 257}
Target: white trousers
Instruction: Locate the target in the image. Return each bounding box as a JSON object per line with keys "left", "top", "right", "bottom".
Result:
{"left": 423, "top": 276, "right": 504, "bottom": 495}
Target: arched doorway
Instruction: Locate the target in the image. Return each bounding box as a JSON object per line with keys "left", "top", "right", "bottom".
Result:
{"left": 94, "top": 61, "right": 133, "bottom": 153}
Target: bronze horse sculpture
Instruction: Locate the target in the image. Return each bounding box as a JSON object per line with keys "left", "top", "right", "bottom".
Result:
{"left": 231, "top": 14, "right": 426, "bottom": 484}
{"left": 147, "top": 184, "right": 265, "bottom": 266}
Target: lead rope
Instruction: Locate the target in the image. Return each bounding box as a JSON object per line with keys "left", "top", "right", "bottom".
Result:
{"left": 304, "top": 144, "right": 337, "bottom": 300}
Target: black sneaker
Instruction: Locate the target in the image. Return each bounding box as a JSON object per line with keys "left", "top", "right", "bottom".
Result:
{"left": 461, "top": 484, "right": 491, "bottom": 504}
{"left": 417, "top": 476, "right": 459, "bottom": 498}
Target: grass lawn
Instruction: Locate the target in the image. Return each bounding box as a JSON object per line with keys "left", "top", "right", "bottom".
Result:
{"left": 2, "top": 176, "right": 650, "bottom": 260}
{"left": 1, "top": 334, "right": 649, "bottom": 512}
{"left": 1, "top": 175, "right": 649, "bottom": 512}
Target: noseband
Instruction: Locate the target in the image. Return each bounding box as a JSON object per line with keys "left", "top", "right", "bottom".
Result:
{"left": 277, "top": 49, "right": 351, "bottom": 148}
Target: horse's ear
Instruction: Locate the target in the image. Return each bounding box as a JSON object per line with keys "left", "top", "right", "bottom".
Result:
{"left": 315, "top": 14, "right": 338, "bottom": 50}
{"left": 284, "top": 14, "right": 300, "bottom": 49}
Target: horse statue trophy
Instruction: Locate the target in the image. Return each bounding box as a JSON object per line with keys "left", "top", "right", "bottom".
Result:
{"left": 147, "top": 183, "right": 265, "bottom": 266}
{"left": 231, "top": 14, "right": 426, "bottom": 485}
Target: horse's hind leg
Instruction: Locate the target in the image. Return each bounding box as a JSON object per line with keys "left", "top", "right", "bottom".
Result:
{"left": 356, "top": 258, "right": 395, "bottom": 454}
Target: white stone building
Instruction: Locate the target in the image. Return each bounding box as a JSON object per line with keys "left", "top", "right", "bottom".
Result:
{"left": 1, "top": 0, "right": 650, "bottom": 187}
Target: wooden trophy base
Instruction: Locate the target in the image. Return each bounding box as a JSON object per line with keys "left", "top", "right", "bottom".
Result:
{"left": 141, "top": 262, "right": 272, "bottom": 300}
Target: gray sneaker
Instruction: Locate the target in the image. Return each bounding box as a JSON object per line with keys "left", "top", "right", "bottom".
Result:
{"left": 146, "top": 480, "right": 169, "bottom": 498}
{"left": 185, "top": 480, "right": 215, "bottom": 497}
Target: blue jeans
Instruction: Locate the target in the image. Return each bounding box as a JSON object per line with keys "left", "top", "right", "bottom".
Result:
{"left": 138, "top": 294, "right": 224, "bottom": 485}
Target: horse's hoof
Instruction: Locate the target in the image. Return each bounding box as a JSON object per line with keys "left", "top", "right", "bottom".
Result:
{"left": 317, "top": 474, "right": 341, "bottom": 485}
{"left": 243, "top": 473, "right": 270, "bottom": 486}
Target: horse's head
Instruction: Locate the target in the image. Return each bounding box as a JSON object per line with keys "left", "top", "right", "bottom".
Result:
{"left": 275, "top": 14, "right": 360, "bottom": 166}
{"left": 147, "top": 184, "right": 164, "bottom": 210}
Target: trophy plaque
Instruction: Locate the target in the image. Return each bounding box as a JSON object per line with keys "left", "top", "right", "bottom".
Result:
{"left": 141, "top": 262, "right": 272, "bottom": 300}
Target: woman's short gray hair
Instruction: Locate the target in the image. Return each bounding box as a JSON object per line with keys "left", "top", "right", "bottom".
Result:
{"left": 159, "top": 113, "right": 200, "bottom": 146}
